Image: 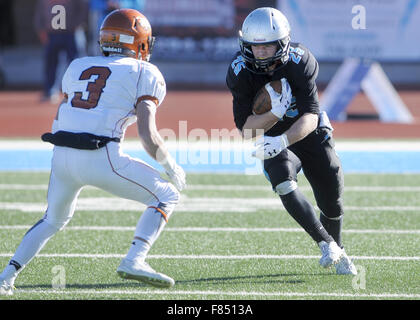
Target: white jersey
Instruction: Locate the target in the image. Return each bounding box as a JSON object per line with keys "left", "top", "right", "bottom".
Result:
{"left": 55, "top": 55, "right": 166, "bottom": 139}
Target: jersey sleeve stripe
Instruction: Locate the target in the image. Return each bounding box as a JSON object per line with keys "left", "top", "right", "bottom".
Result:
{"left": 135, "top": 95, "right": 159, "bottom": 107}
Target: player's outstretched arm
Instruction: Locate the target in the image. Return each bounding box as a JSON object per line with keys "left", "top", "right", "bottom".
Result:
{"left": 136, "top": 100, "right": 167, "bottom": 160}
{"left": 136, "top": 100, "right": 186, "bottom": 191}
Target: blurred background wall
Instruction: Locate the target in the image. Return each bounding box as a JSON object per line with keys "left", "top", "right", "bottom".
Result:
{"left": 0, "top": 0, "right": 419, "bottom": 90}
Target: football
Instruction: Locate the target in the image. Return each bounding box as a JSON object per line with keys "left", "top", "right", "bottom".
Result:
{"left": 252, "top": 80, "right": 283, "bottom": 115}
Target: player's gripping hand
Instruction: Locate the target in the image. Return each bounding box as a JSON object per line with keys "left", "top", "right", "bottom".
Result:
{"left": 265, "top": 78, "right": 292, "bottom": 119}
{"left": 162, "top": 156, "right": 186, "bottom": 191}
{"left": 252, "top": 134, "right": 289, "bottom": 160}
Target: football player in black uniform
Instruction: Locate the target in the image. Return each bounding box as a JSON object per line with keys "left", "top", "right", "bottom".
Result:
{"left": 226, "top": 7, "right": 357, "bottom": 275}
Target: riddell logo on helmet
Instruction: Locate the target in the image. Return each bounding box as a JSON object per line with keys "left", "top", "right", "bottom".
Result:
{"left": 102, "top": 46, "right": 123, "bottom": 53}
{"left": 253, "top": 38, "right": 266, "bottom": 42}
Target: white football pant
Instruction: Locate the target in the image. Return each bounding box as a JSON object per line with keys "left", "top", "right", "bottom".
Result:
{"left": 45, "top": 142, "right": 180, "bottom": 230}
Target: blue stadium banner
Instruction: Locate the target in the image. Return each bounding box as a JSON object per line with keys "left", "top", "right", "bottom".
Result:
{"left": 278, "top": 0, "right": 420, "bottom": 61}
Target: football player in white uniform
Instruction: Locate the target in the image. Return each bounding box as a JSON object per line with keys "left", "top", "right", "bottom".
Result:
{"left": 0, "top": 9, "right": 186, "bottom": 295}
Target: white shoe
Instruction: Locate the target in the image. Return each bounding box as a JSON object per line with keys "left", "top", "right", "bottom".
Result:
{"left": 318, "top": 241, "right": 343, "bottom": 268}
{"left": 335, "top": 249, "right": 357, "bottom": 275}
{"left": 117, "top": 259, "right": 175, "bottom": 288}
{"left": 0, "top": 278, "right": 15, "bottom": 296}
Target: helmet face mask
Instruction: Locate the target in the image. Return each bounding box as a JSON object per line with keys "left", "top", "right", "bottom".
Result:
{"left": 239, "top": 35, "right": 290, "bottom": 74}
{"left": 239, "top": 7, "right": 291, "bottom": 74}
{"left": 99, "top": 9, "right": 155, "bottom": 61}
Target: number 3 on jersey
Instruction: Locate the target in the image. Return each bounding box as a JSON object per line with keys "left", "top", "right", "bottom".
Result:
{"left": 71, "top": 66, "right": 112, "bottom": 109}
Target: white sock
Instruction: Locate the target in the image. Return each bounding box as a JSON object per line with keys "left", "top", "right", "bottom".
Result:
{"left": 0, "top": 265, "right": 19, "bottom": 285}
{"left": 125, "top": 206, "right": 167, "bottom": 263}
{"left": 125, "top": 238, "right": 150, "bottom": 263}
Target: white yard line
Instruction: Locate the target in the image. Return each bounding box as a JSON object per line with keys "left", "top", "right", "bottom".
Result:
{"left": 0, "top": 225, "right": 419, "bottom": 234}
{"left": 186, "top": 185, "right": 420, "bottom": 192}
{"left": 13, "top": 288, "right": 420, "bottom": 299}
{"left": 0, "top": 184, "right": 48, "bottom": 190}
{"left": 2, "top": 184, "right": 420, "bottom": 192}
{"left": 1, "top": 198, "right": 420, "bottom": 213}
{"left": 0, "top": 253, "right": 418, "bottom": 261}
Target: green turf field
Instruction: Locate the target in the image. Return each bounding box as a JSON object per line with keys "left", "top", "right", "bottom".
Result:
{"left": 0, "top": 171, "right": 419, "bottom": 300}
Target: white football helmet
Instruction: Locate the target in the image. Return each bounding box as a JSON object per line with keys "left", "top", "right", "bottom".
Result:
{"left": 239, "top": 7, "right": 291, "bottom": 74}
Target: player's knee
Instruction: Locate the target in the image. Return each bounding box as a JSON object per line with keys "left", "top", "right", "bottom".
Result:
{"left": 146, "top": 182, "right": 180, "bottom": 223}
{"left": 155, "top": 181, "right": 180, "bottom": 204}
{"left": 166, "top": 183, "right": 180, "bottom": 205}
{"left": 43, "top": 214, "right": 70, "bottom": 231}
{"left": 274, "top": 180, "right": 298, "bottom": 196}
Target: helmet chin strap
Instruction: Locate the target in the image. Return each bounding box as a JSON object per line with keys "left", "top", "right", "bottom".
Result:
{"left": 247, "top": 60, "right": 288, "bottom": 75}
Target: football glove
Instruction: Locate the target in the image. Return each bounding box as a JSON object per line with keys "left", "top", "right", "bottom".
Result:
{"left": 252, "top": 134, "right": 289, "bottom": 160}
{"left": 161, "top": 156, "right": 186, "bottom": 192}
{"left": 265, "top": 78, "right": 292, "bottom": 119}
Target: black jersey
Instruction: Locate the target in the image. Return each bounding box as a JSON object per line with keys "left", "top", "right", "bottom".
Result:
{"left": 226, "top": 43, "right": 320, "bottom": 136}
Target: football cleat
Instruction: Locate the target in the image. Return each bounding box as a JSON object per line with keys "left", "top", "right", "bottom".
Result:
{"left": 335, "top": 249, "right": 357, "bottom": 275}
{"left": 117, "top": 258, "right": 175, "bottom": 288}
{"left": 0, "top": 278, "right": 15, "bottom": 296}
{"left": 318, "top": 241, "right": 343, "bottom": 268}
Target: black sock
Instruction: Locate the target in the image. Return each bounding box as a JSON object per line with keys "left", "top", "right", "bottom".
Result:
{"left": 320, "top": 212, "right": 343, "bottom": 248}
{"left": 280, "top": 189, "right": 333, "bottom": 243}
